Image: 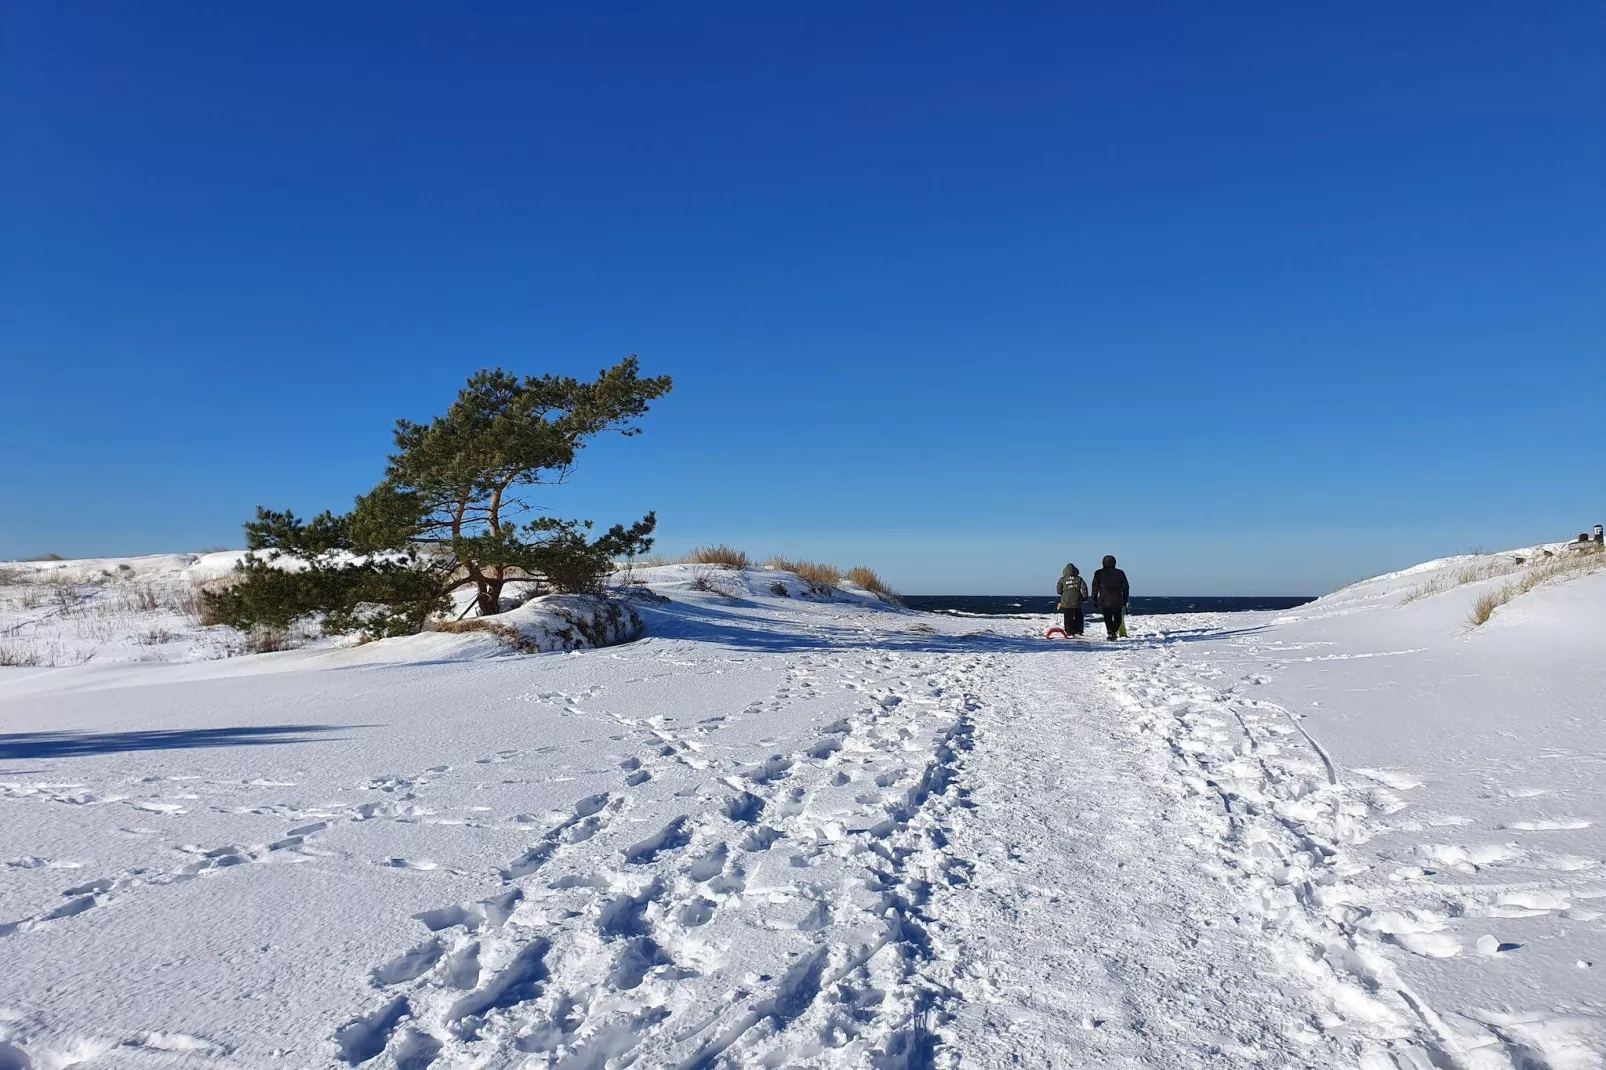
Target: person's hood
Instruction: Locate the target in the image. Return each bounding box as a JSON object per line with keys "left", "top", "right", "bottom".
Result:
{"left": 1061, "top": 563, "right": 1079, "bottom": 577}
{"left": 1102, "top": 555, "right": 1117, "bottom": 568}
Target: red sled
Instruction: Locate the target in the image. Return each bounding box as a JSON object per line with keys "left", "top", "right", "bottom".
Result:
{"left": 1045, "top": 627, "right": 1068, "bottom": 639}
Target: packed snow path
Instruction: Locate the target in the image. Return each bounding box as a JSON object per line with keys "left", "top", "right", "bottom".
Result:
{"left": 0, "top": 558, "right": 1602, "bottom": 1068}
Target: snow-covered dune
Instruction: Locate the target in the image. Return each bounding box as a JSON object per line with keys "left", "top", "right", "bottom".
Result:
{"left": 0, "top": 547, "right": 1601, "bottom": 1068}
{"left": 0, "top": 554, "right": 654, "bottom": 676}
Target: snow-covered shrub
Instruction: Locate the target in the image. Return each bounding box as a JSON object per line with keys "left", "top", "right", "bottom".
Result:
{"left": 120, "top": 582, "right": 161, "bottom": 613}
{"left": 0, "top": 642, "right": 40, "bottom": 667}
{"left": 244, "top": 627, "right": 296, "bottom": 654}
{"left": 204, "top": 526, "right": 449, "bottom": 640}
{"left": 433, "top": 595, "right": 642, "bottom": 653}
{"left": 689, "top": 566, "right": 741, "bottom": 600}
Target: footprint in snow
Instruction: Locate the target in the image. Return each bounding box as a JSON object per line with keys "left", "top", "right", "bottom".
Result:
{"left": 1354, "top": 768, "right": 1425, "bottom": 791}
{"left": 131, "top": 801, "right": 186, "bottom": 815}
{"left": 678, "top": 897, "right": 717, "bottom": 927}
{"left": 687, "top": 843, "right": 728, "bottom": 882}
{"left": 372, "top": 939, "right": 444, "bottom": 985}
{"left": 624, "top": 817, "right": 692, "bottom": 864}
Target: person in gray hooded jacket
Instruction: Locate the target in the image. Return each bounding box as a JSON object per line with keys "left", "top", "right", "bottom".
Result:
{"left": 1055, "top": 563, "right": 1088, "bottom": 636}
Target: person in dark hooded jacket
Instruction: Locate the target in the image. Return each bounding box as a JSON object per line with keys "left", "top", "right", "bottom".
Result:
{"left": 1090, "top": 554, "right": 1129, "bottom": 639}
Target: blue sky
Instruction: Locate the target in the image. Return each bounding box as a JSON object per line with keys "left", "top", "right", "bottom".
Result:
{"left": 3, "top": 3, "right": 1602, "bottom": 594}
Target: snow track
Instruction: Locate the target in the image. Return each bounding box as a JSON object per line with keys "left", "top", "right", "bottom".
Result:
{"left": 1107, "top": 615, "right": 1606, "bottom": 1070}
{"left": 1106, "top": 641, "right": 1456, "bottom": 1068}
{"left": 928, "top": 641, "right": 1346, "bottom": 1069}
{"left": 331, "top": 638, "right": 998, "bottom": 1069}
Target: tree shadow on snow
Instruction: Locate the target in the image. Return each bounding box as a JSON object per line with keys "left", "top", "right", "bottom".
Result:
{"left": 1133, "top": 624, "right": 1271, "bottom": 644}
{"left": 0, "top": 724, "right": 358, "bottom": 761}
{"left": 637, "top": 600, "right": 1089, "bottom": 656}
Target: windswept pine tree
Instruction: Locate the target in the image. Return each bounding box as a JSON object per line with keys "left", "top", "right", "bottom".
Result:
{"left": 209, "top": 357, "right": 671, "bottom": 636}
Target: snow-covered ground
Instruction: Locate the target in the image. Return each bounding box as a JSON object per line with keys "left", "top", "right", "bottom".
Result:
{"left": 0, "top": 554, "right": 644, "bottom": 669}
{"left": 0, "top": 550, "right": 1601, "bottom": 1069}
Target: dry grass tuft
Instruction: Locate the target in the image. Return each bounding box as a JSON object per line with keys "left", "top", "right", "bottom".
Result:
{"left": 766, "top": 557, "right": 842, "bottom": 591}
{"left": 846, "top": 566, "right": 900, "bottom": 603}
{"left": 1468, "top": 589, "right": 1502, "bottom": 627}
{"left": 631, "top": 554, "right": 685, "bottom": 568}
{"left": 120, "top": 582, "right": 161, "bottom": 613}
{"left": 50, "top": 583, "right": 81, "bottom": 614}
{"left": 689, "top": 566, "right": 741, "bottom": 600}
{"left": 1404, "top": 555, "right": 1529, "bottom": 603}
{"left": 688, "top": 545, "right": 751, "bottom": 569}
{"left": 174, "top": 580, "right": 227, "bottom": 627}
{"left": 1465, "top": 544, "right": 1604, "bottom": 628}
{"left": 793, "top": 561, "right": 842, "bottom": 591}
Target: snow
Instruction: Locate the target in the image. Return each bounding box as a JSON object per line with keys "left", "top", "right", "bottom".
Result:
{"left": 0, "top": 549, "right": 1602, "bottom": 1068}
{"left": 0, "top": 555, "right": 647, "bottom": 676}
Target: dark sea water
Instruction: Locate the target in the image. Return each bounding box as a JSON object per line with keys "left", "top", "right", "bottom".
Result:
{"left": 902, "top": 595, "right": 1315, "bottom": 617}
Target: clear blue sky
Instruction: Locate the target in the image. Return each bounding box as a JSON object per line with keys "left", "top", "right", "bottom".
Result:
{"left": 3, "top": 3, "right": 1603, "bottom": 594}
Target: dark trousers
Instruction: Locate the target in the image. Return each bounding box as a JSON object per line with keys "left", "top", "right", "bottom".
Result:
{"left": 1101, "top": 605, "right": 1123, "bottom": 639}
{"left": 1062, "top": 607, "right": 1083, "bottom": 635}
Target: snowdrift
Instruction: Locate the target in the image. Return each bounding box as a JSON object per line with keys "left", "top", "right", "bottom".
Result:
{"left": 429, "top": 595, "right": 643, "bottom": 654}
